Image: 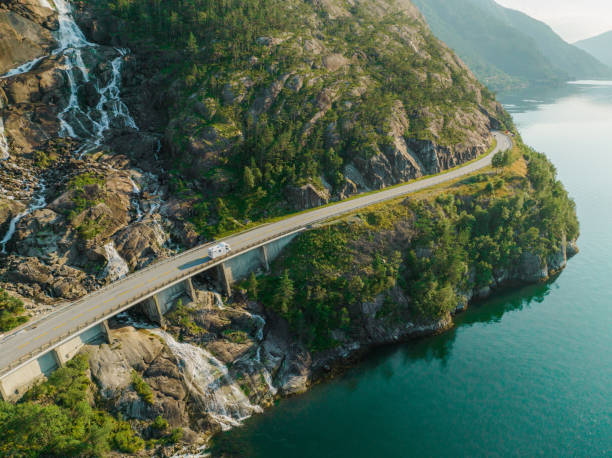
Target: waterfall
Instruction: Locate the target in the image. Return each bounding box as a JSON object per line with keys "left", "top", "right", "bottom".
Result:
{"left": 0, "top": 0, "right": 138, "bottom": 254}
{"left": 103, "top": 242, "right": 129, "bottom": 281}
{"left": 251, "top": 313, "right": 266, "bottom": 341}
{"left": 213, "top": 292, "right": 225, "bottom": 309}
{"left": 1, "top": 56, "right": 46, "bottom": 79}
{"left": 0, "top": 181, "right": 47, "bottom": 253}
{"left": 129, "top": 177, "right": 144, "bottom": 220}
{"left": 0, "top": 118, "right": 9, "bottom": 161}
{"left": 153, "top": 330, "right": 262, "bottom": 431}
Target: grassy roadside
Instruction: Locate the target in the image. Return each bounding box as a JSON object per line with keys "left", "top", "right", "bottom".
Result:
{"left": 213, "top": 136, "right": 502, "bottom": 239}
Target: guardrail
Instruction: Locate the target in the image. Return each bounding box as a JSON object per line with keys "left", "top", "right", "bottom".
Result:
{"left": 0, "top": 225, "right": 306, "bottom": 378}
{"left": 0, "top": 139, "right": 504, "bottom": 379}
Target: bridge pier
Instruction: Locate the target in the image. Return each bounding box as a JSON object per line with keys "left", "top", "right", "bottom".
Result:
{"left": 217, "top": 263, "right": 233, "bottom": 296}
{"left": 184, "top": 277, "right": 197, "bottom": 302}
{"left": 100, "top": 320, "right": 112, "bottom": 344}
{"left": 0, "top": 377, "right": 9, "bottom": 401}
{"left": 260, "top": 245, "right": 270, "bottom": 271}
{"left": 140, "top": 295, "right": 164, "bottom": 326}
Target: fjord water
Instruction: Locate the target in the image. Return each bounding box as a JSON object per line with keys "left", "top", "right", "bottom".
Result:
{"left": 214, "top": 83, "right": 612, "bottom": 457}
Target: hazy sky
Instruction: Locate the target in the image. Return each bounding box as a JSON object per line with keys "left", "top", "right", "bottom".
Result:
{"left": 495, "top": 0, "right": 612, "bottom": 43}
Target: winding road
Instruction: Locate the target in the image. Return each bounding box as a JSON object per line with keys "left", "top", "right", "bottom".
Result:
{"left": 0, "top": 131, "right": 512, "bottom": 377}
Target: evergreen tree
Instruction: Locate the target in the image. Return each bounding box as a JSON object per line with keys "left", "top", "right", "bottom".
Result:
{"left": 243, "top": 166, "right": 255, "bottom": 190}
{"left": 275, "top": 270, "right": 294, "bottom": 315}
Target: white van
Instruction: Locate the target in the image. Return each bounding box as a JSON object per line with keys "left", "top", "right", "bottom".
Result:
{"left": 208, "top": 242, "right": 231, "bottom": 259}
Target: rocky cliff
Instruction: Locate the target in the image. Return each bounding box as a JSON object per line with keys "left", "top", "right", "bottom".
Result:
{"left": 59, "top": 143, "right": 578, "bottom": 455}
{"left": 76, "top": 0, "right": 508, "bottom": 233}
{"left": 0, "top": 0, "right": 509, "bottom": 315}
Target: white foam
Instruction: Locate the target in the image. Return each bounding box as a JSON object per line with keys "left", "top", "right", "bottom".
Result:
{"left": 0, "top": 180, "right": 47, "bottom": 252}
{"left": 154, "top": 330, "right": 262, "bottom": 431}
{"left": 103, "top": 242, "right": 129, "bottom": 281}
{"left": 0, "top": 118, "right": 9, "bottom": 161}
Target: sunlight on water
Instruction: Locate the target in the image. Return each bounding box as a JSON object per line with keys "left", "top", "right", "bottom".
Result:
{"left": 213, "top": 84, "right": 612, "bottom": 457}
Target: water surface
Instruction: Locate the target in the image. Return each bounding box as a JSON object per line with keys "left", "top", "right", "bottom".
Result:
{"left": 213, "top": 83, "right": 612, "bottom": 457}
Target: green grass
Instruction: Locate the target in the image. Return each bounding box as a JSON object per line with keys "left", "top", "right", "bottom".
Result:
{"left": 213, "top": 136, "right": 502, "bottom": 239}
{"left": 0, "top": 289, "right": 28, "bottom": 332}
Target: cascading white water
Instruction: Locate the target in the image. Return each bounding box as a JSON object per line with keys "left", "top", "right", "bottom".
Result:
{"left": 0, "top": 0, "right": 140, "bottom": 255}
{"left": 251, "top": 314, "right": 266, "bottom": 341}
{"left": 53, "top": 0, "right": 92, "bottom": 50}
{"left": 213, "top": 292, "right": 225, "bottom": 309}
{"left": 0, "top": 118, "right": 9, "bottom": 161}
{"left": 103, "top": 242, "right": 129, "bottom": 281}
{"left": 0, "top": 181, "right": 47, "bottom": 252}
{"left": 50, "top": 0, "right": 138, "bottom": 157}
{"left": 153, "top": 330, "right": 262, "bottom": 430}
{"left": 1, "top": 56, "right": 46, "bottom": 79}
{"left": 129, "top": 177, "right": 144, "bottom": 220}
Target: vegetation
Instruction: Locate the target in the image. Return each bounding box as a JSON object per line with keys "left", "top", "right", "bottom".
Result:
{"left": 0, "top": 289, "right": 28, "bottom": 331}
{"left": 0, "top": 354, "right": 144, "bottom": 456}
{"left": 412, "top": 0, "right": 611, "bottom": 91}
{"left": 64, "top": 172, "right": 109, "bottom": 240}
{"left": 131, "top": 370, "right": 154, "bottom": 404}
{"left": 85, "top": 0, "right": 502, "bottom": 238}
{"left": 249, "top": 140, "right": 578, "bottom": 350}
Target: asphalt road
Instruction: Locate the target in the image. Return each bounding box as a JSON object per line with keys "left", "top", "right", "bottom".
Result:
{"left": 0, "top": 131, "right": 512, "bottom": 376}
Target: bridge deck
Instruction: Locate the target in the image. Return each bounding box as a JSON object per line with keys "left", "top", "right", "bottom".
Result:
{"left": 0, "top": 132, "right": 511, "bottom": 378}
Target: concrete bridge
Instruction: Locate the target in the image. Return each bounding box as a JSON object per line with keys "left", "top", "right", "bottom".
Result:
{"left": 0, "top": 131, "right": 512, "bottom": 401}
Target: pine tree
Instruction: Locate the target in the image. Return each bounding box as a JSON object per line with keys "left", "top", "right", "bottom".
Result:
{"left": 274, "top": 270, "right": 294, "bottom": 315}
{"left": 243, "top": 166, "right": 255, "bottom": 190}
{"left": 187, "top": 32, "right": 198, "bottom": 55}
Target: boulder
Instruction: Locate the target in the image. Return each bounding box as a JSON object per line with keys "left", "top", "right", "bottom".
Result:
{"left": 322, "top": 53, "right": 349, "bottom": 72}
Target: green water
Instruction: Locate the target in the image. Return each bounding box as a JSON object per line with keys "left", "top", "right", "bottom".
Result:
{"left": 214, "top": 83, "right": 612, "bottom": 457}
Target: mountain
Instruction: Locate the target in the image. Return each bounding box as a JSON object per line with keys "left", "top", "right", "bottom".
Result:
{"left": 411, "top": 0, "right": 611, "bottom": 90}
{"left": 0, "top": 0, "right": 580, "bottom": 454}
{"left": 575, "top": 31, "right": 612, "bottom": 68}
{"left": 76, "top": 0, "right": 508, "bottom": 238}
{"left": 0, "top": 0, "right": 506, "bottom": 314}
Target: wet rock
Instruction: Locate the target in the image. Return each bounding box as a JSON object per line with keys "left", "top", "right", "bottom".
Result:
{"left": 0, "top": 5, "right": 56, "bottom": 74}
{"left": 113, "top": 222, "right": 166, "bottom": 270}
{"left": 0, "top": 197, "right": 25, "bottom": 233}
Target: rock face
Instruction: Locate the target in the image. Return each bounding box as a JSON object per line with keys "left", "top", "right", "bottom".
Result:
{"left": 286, "top": 184, "right": 331, "bottom": 210}
{"left": 0, "top": 0, "right": 184, "bottom": 312}
{"left": 0, "top": 0, "right": 57, "bottom": 74}
{"left": 76, "top": 0, "right": 506, "bottom": 223}
{"left": 87, "top": 326, "right": 191, "bottom": 428}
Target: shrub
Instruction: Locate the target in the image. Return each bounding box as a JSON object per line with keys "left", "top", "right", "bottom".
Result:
{"left": 131, "top": 371, "right": 154, "bottom": 405}
{"left": 0, "top": 289, "right": 28, "bottom": 331}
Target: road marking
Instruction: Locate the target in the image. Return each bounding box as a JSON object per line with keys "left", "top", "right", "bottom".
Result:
{"left": 87, "top": 305, "right": 100, "bottom": 312}
{"left": 0, "top": 134, "right": 508, "bottom": 369}
{"left": 32, "top": 332, "right": 48, "bottom": 341}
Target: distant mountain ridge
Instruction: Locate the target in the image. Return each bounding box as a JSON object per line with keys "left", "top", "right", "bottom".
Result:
{"left": 412, "top": 0, "right": 611, "bottom": 91}
{"left": 575, "top": 31, "right": 612, "bottom": 68}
